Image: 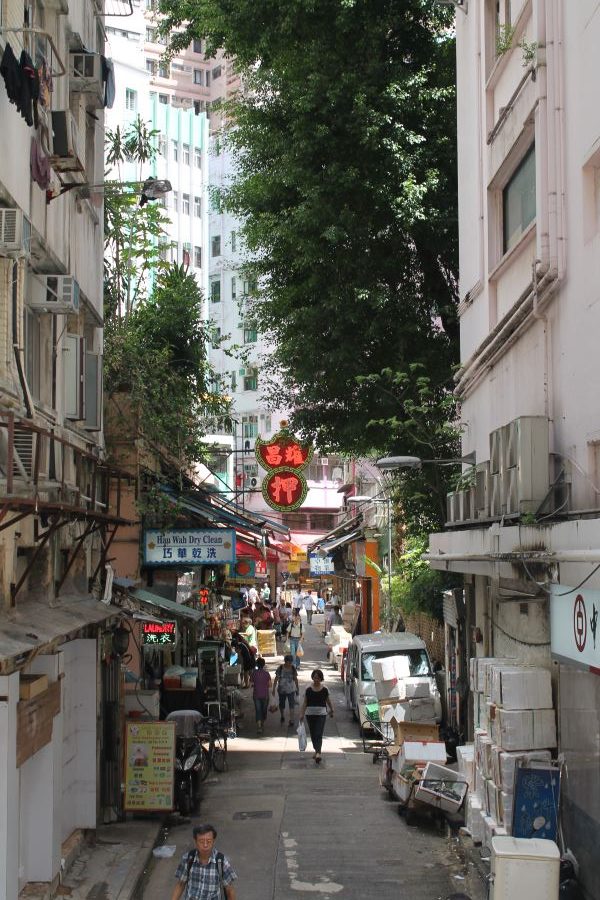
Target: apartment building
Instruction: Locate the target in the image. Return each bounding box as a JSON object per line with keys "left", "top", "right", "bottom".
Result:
{"left": 0, "top": 0, "right": 133, "bottom": 894}
{"left": 428, "top": 2, "right": 600, "bottom": 893}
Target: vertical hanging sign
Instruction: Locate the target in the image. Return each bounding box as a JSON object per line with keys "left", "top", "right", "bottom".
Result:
{"left": 255, "top": 428, "right": 313, "bottom": 512}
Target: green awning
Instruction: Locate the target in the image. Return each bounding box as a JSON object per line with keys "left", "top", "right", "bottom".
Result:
{"left": 129, "top": 588, "right": 203, "bottom": 622}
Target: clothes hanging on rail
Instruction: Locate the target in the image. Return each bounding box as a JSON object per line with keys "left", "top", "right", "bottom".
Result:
{"left": 30, "top": 135, "right": 51, "bottom": 189}
{"left": 101, "top": 55, "right": 115, "bottom": 108}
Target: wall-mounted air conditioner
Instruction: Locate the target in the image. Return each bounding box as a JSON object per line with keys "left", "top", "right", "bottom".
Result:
{"left": 490, "top": 429, "right": 502, "bottom": 475}
{"left": 0, "top": 209, "right": 31, "bottom": 255}
{"left": 49, "top": 111, "right": 84, "bottom": 173}
{"left": 458, "top": 488, "right": 475, "bottom": 522}
{"left": 490, "top": 473, "right": 503, "bottom": 517}
{"left": 69, "top": 52, "right": 104, "bottom": 106}
{"left": 446, "top": 492, "right": 459, "bottom": 524}
{"left": 475, "top": 462, "right": 490, "bottom": 518}
{"left": 29, "top": 274, "right": 80, "bottom": 314}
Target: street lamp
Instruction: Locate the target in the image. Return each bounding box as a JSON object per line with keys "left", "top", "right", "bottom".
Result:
{"left": 376, "top": 453, "right": 476, "bottom": 471}
{"left": 351, "top": 494, "right": 393, "bottom": 630}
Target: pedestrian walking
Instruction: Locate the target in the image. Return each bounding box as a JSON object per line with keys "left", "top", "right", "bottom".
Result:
{"left": 303, "top": 589, "right": 315, "bottom": 624}
{"left": 316, "top": 593, "right": 325, "bottom": 613}
{"left": 272, "top": 654, "right": 299, "bottom": 727}
{"left": 299, "top": 669, "right": 334, "bottom": 764}
{"left": 292, "top": 588, "right": 303, "bottom": 612}
{"left": 240, "top": 617, "right": 258, "bottom": 650}
{"left": 171, "top": 823, "right": 237, "bottom": 900}
{"left": 287, "top": 610, "right": 304, "bottom": 669}
{"left": 232, "top": 636, "right": 254, "bottom": 688}
{"left": 251, "top": 657, "right": 271, "bottom": 734}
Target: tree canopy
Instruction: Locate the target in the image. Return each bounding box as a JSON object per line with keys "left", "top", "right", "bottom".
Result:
{"left": 160, "top": 0, "right": 460, "bottom": 525}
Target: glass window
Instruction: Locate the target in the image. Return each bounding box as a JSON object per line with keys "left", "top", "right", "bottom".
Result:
{"left": 146, "top": 27, "right": 156, "bottom": 43}
{"left": 193, "top": 68, "right": 203, "bottom": 85}
{"left": 210, "top": 277, "right": 221, "bottom": 302}
{"left": 159, "top": 61, "right": 169, "bottom": 78}
{"left": 159, "top": 93, "right": 168, "bottom": 104}
{"left": 182, "top": 193, "right": 190, "bottom": 215}
{"left": 194, "top": 195, "right": 201, "bottom": 217}
{"left": 173, "top": 192, "right": 179, "bottom": 213}
{"left": 211, "top": 235, "right": 221, "bottom": 257}
{"left": 243, "top": 421, "right": 258, "bottom": 438}
{"left": 183, "top": 143, "right": 190, "bottom": 165}
{"left": 159, "top": 134, "right": 167, "bottom": 156}
{"left": 194, "top": 246, "right": 202, "bottom": 268}
{"left": 194, "top": 147, "right": 202, "bottom": 168}
{"left": 243, "top": 327, "right": 257, "bottom": 343}
{"left": 212, "top": 65, "right": 222, "bottom": 79}
{"left": 360, "top": 649, "right": 432, "bottom": 683}
{"left": 231, "top": 230, "right": 237, "bottom": 252}
{"left": 172, "top": 139, "right": 178, "bottom": 162}
{"left": 125, "top": 88, "right": 137, "bottom": 111}
{"left": 231, "top": 276, "right": 237, "bottom": 300}
{"left": 503, "top": 144, "right": 536, "bottom": 253}
{"left": 146, "top": 58, "right": 157, "bottom": 75}
{"left": 193, "top": 38, "right": 203, "bottom": 53}
{"left": 243, "top": 375, "right": 258, "bottom": 391}
{"left": 205, "top": 70, "right": 211, "bottom": 87}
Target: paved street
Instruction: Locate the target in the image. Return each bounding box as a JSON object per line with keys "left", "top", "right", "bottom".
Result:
{"left": 138, "top": 615, "right": 486, "bottom": 900}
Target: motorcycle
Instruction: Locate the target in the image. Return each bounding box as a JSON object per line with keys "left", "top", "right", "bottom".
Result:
{"left": 167, "top": 710, "right": 208, "bottom": 816}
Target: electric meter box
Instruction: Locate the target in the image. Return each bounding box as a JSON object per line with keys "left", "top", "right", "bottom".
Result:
{"left": 490, "top": 836, "right": 560, "bottom": 900}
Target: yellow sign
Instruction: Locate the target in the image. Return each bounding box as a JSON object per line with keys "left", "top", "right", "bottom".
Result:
{"left": 124, "top": 721, "right": 175, "bottom": 812}
{"left": 287, "top": 560, "right": 301, "bottom": 573}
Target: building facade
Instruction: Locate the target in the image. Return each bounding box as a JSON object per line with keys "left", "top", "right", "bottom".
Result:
{"left": 429, "top": 2, "right": 600, "bottom": 895}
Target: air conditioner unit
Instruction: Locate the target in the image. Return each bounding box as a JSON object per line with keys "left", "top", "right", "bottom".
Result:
{"left": 475, "top": 462, "right": 490, "bottom": 518}
{"left": 490, "top": 428, "right": 502, "bottom": 475}
{"left": 511, "top": 416, "right": 550, "bottom": 512}
{"left": 458, "top": 488, "right": 475, "bottom": 522}
{"left": 490, "top": 473, "right": 504, "bottom": 517}
{"left": 69, "top": 52, "right": 104, "bottom": 106}
{"left": 320, "top": 457, "right": 329, "bottom": 466}
{"left": 446, "top": 492, "right": 459, "bottom": 524}
{"left": 245, "top": 476, "right": 259, "bottom": 489}
{"left": 504, "top": 467, "right": 518, "bottom": 515}
{"left": 0, "top": 208, "right": 31, "bottom": 255}
{"left": 49, "top": 110, "right": 84, "bottom": 173}
{"left": 29, "top": 274, "right": 80, "bottom": 314}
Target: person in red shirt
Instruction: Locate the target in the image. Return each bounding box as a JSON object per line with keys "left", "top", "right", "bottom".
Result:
{"left": 250, "top": 657, "right": 272, "bottom": 734}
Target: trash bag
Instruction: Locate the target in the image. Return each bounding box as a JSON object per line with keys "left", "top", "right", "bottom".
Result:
{"left": 297, "top": 721, "right": 307, "bottom": 752}
{"left": 269, "top": 703, "right": 279, "bottom": 714}
{"left": 296, "top": 644, "right": 304, "bottom": 658}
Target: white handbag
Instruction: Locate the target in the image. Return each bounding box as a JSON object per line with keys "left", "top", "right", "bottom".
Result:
{"left": 297, "top": 721, "right": 307, "bottom": 752}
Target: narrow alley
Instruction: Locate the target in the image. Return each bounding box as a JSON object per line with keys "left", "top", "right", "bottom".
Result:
{"left": 132, "top": 613, "right": 486, "bottom": 900}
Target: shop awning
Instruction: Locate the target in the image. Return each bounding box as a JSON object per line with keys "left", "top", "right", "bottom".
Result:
{"left": 236, "top": 538, "right": 263, "bottom": 560}
{"left": 128, "top": 588, "right": 203, "bottom": 622}
{"left": 159, "top": 485, "right": 290, "bottom": 539}
{"left": 319, "top": 529, "right": 364, "bottom": 554}
{"left": 0, "top": 595, "right": 122, "bottom": 673}
{"left": 307, "top": 512, "right": 363, "bottom": 553}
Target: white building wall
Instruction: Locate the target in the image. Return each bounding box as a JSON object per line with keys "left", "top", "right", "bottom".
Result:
{"left": 61, "top": 640, "right": 98, "bottom": 837}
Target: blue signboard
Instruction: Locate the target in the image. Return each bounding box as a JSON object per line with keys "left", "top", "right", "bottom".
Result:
{"left": 309, "top": 552, "right": 334, "bottom": 575}
{"left": 512, "top": 766, "right": 561, "bottom": 841}
{"left": 144, "top": 529, "right": 236, "bottom": 566}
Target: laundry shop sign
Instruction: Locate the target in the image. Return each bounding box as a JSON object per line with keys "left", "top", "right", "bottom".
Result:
{"left": 144, "top": 528, "right": 236, "bottom": 566}
{"left": 550, "top": 585, "right": 600, "bottom": 669}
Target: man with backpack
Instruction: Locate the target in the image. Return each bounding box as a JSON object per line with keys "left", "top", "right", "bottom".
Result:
{"left": 272, "top": 654, "right": 299, "bottom": 727}
{"left": 171, "top": 823, "right": 237, "bottom": 899}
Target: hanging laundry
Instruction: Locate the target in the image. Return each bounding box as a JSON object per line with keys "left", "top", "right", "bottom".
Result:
{"left": 1, "top": 42, "right": 23, "bottom": 109}
{"left": 101, "top": 56, "right": 115, "bottom": 109}
{"left": 19, "top": 49, "right": 40, "bottom": 127}
{"left": 36, "top": 54, "right": 53, "bottom": 108}
{"left": 30, "top": 135, "right": 51, "bottom": 189}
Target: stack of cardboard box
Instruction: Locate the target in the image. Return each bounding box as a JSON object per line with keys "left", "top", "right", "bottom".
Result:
{"left": 462, "top": 658, "right": 556, "bottom": 848}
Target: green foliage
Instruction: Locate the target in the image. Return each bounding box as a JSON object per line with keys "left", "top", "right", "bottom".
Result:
{"left": 519, "top": 39, "right": 538, "bottom": 67}
{"left": 391, "top": 534, "right": 460, "bottom": 622}
{"left": 496, "top": 23, "right": 515, "bottom": 55}
{"left": 159, "top": 0, "right": 460, "bottom": 530}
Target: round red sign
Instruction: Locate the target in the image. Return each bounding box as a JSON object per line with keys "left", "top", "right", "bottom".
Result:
{"left": 574, "top": 594, "right": 587, "bottom": 653}
{"left": 262, "top": 468, "right": 308, "bottom": 511}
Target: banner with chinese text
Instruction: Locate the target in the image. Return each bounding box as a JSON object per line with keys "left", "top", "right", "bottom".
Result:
{"left": 124, "top": 721, "right": 175, "bottom": 812}
{"left": 143, "top": 529, "right": 236, "bottom": 566}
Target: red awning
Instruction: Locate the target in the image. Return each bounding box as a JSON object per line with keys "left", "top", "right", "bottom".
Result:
{"left": 236, "top": 538, "right": 263, "bottom": 560}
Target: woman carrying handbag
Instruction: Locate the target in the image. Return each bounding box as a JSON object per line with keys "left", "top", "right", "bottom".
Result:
{"left": 299, "top": 669, "right": 334, "bottom": 764}
{"left": 287, "top": 610, "right": 304, "bottom": 669}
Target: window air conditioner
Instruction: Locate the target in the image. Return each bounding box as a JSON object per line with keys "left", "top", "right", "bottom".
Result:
{"left": 29, "top": 275, "right": 80, "bottom": 314}
{"left": 69, "top": 52, "right": 104, "bottom": 106}
{"left": 49, "top": 111, "right": 84, "bottom": 173}
{"left": 0, "top": 209, "right": 31, "bottom": 255}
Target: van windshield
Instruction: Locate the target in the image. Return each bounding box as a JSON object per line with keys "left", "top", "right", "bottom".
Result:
{"left": 361, "top": 649, "right": 431, "bottom": 682}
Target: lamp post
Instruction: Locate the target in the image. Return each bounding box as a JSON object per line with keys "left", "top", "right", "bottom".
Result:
{"left": 351, "top": 494, "right": 393, "bottom": 630}
{"left": 376, "top": 453, "right": 475, "bottom": 471}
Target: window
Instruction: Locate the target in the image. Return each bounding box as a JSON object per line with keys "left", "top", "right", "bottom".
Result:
{"left": 183, "top": 143, "right": 190, "bottom": 165}
{"left": 194, "top": 196, "right": 202, "bottom": 217}
{"left": 212, "top": 65, "right": 222, "bottom": 79}
{"left": 64, "top": 334, "right": 85, "bottom": 420}
{"left": 243, "top": 326, "right": 257, "bottom": 343}
{"left": 503, "top": 144, "right": 536, "bottom": 252}
{"left": 231, "top": 276, "right": 237, "bottom": 300}
{"left": 182, "top": 193, "right": 190, "bottom": 215}
{"left": 193, "top": 38, "right": 203, "bottom": 53}
{"left": 194, "top": 147, "right": 202, "bottom": 168}
{"left": 194, "top": 245, "right": 202, "bottom": 268}
{"left": 193, "top": 68, "right": 203, "bottom": 85}
{"left": 159, "top": 61, "right": 169, "bottom": 79}
{"left": 125, "top": 88, "right": 137, "bottom": 111}
{"left": 146, "top": 58, "right": 157, "bottom": 75}
{"left": 159, "top": 93, "right": 168, "bottom": 104}
{"left": 243, "top": 373, "right": 258, "bottom": 391}
{"left": 182, "top": 243, "right": 192, "bottom": 266}
{"left": 265, "top": 415, "right": 272, "bottom": 433}
{"left": 146, "top": 27, "right": 157, "bottom": 43}
{"left": 24, "top": 308, "right": 40, "bottom": 400}
{"left": 211, "top": 235, "right": 221, "bottom": 257}
{"left": 205, "top": 70, "right": 211, "bottom": 87}
{"left": 243, "top": 421, "right": 258, "bottom": 439}
{"left": 173, "top": 191, "right": 179, "bottom": 213}
{"left": 85, "top": 348, "right": 102, "bottom": 431}
{"left": 159, "top": 239, "right": 169, "bottom": 262}
{"left": 210, "top": 277, "right": 221, "bottom": 303}
{"left": 243, "top": 278, "right": 257, "bottom": 296}
{"left": 231, "top": 230, "right": 237, "bottom": 252}
{"left": 159, "top": 134, "right": 167, "bottom": 156}
{"left": 172, "top": 139, "right": 178, "bottom": 162}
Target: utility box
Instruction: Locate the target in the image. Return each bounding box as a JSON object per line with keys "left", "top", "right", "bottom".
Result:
{"left": 490, "top": 837, "right": 560, "bottom": 900}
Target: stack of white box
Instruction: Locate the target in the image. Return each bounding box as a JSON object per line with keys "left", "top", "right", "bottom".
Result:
{"left": 373, "top": 654, "right": 437, "bottom": 724}
{"left": 461, "top": 658, "right": 556, "bottom": 848}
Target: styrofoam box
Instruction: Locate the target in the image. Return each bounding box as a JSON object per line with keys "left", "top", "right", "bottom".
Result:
{"left": 400, "top": 741, "right": 447, "bottom": 765}
{"left": 414, "top": 762, "right": 468, "bottom": 813}
{"left": 456, "top": 744, "right": 474, "bottom": 789}
{"left": 392, "top": 772, "right": 413, "bottom": 803}
{"left": 482, "top": 777, "right": 493, "bottom": 815}
{"left": 493, "top": 748, "right": 552, "bottom": 791}
{"left": 494, "top": 708, "right": 557, "bottom": 751}
{"left": 124, "top": 689, "right": 160, "bottom": 718}
{"left": 472, "top": 657, "right": 517, "bottom": 694}
{"left": 379, "top": 701, "right": 405, "bottom": 723}
{"left": 475, "top": 765, "right": 486, "bottom": 803}
{"left": 476, "top": 734, "right": 492, "bottom": 777}
{"left": 386, "top": 698, "right": 436, "bottom": 724}
{"left": 467, "top": 795, "right": 484, "bottom": 843}
{"left": 400, "top": 678, "right": 431, "bottom": 700}
{"left": 482, "top": 814, "right": 496, "bottom": 851}
{"left": 375, "top": 678, "right": 404, "bottom": 701}
{"left": 491, "top": 666, "right": 553, "bottom": 710}
{"left": 371, "top": 655, "right": 411, "bottom": 681}
{"left": 500, "top": 790, "right": 513, "bottom": 833}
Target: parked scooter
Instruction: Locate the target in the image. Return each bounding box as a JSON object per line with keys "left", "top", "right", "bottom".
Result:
{"left": 166, "top": 710, "right": 207, "bottom": 816}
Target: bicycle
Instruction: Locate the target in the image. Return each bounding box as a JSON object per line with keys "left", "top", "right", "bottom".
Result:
{"left": 197, "top": 716, "right": 228, "bottom": 780}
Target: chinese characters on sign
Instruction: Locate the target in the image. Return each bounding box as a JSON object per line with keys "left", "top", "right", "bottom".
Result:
{"left": 550, "top": 585, "right": 600, "bottom": 667}
{"left": 142, "top": 620, "right": 177, "bottom": 648}
{"left": 143, "top": 529, "right": 236, "bottom": 566}
{"left": 255, "top": 430, "right": 312, "bottom": 511}
{"left": 124, "top": 722, "right": 175, "bottom": 812}
{"left": 309, "top": 553, "right": 335, "bottom": 575}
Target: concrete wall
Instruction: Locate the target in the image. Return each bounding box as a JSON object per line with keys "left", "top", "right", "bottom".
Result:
{"left": 61, "top": 640, "right": 97, "bottom": 839}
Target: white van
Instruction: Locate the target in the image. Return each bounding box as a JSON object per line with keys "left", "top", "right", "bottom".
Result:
{"left": 344, "top": 632, "right": 441, "bottom": 728}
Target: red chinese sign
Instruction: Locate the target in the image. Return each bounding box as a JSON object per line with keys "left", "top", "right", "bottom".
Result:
{"left": 255, "top": 429, "right": 312, "bottom": 511}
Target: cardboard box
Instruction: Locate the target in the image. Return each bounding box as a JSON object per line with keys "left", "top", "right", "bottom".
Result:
{"left": 492, "top": 748, "right": 553, "bottom": 791}
{"left": 391, "top": 721, "right": 439, "bottom": 745}
{"left": 414, "top": 762, "right": 469, "bottom": 813}
{"left": 371, "top": 655, "right": 411, "bottom": 681}
{"left": 493, "top": 708, "right": 557, "bottom": 751}
{"left": 456, "top": 744, "right": 475, "bottom": 789}
{"left": 19, "top": 674, "right": 48, "bottom": 700}
{"left": 491, "top": 666, "right": 553, "bottom": 710}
